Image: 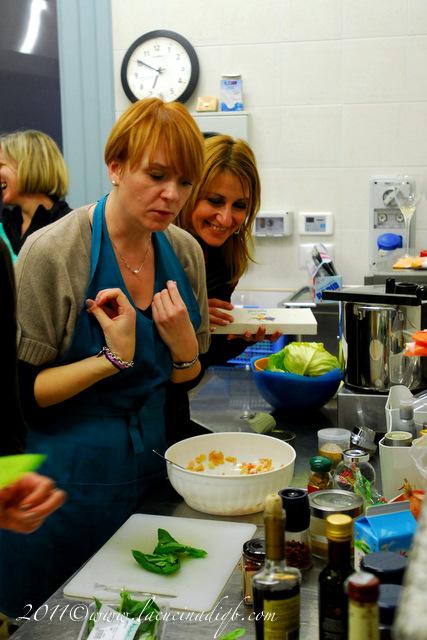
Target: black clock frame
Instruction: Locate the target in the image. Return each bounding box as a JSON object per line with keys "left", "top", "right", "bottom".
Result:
{"left": 120, "top": 29, "right": 199, "bottom": 104}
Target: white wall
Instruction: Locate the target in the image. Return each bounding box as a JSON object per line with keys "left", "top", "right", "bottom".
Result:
{"left": 111, "top": 0, "right": 427, "bottom": 295}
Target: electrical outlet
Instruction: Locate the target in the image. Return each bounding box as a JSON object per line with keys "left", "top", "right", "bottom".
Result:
{"left": 299, "top": 243, "right": 334, "bottom": 270}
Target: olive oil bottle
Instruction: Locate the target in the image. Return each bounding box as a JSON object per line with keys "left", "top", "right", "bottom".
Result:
{"left": 252, "top": 493, "right": 301, "bottom": 639}
{"left": 318, "top": 513, "right": 353, "bottom": 639}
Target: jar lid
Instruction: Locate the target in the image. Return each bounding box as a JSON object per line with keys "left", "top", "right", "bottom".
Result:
{"left": 309, "top": 489, "right": 363, "bottom": 519}
{"left": 384, "top": 431, "right": 413, "bottom": 447}
{"left": 420, "top": 250, "right": 427, "bottom": 257}
{"left": 278, "top": 487, "right": 310, "bottom": 532}
{"left": 343, "top": 448, "right": 369, "bottom": 463}
{"left": 347, "top": 572, "right": 380, "bottom": 603}
{"left": 243, "top": 538, "right": 265, "bottom": 560}
{"left": 325, "top": 513, "right": 353, "bottom": 540}
{"left": 360, "top": 551, "right": 407, "bottom": 585}
{"left": 309, "top": 455, "right": 332, "bottom": 472}
{"left": 378, "top": 584, "right": 402, "bottom": 626}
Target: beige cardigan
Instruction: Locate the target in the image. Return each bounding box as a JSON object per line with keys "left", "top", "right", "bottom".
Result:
{"left": 14, "top": 206, "right": 210, "bottom": 365}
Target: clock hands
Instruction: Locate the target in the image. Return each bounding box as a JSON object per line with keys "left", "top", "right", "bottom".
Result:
{"left": 137, "top": 59, "right": 162, "bottom": 74}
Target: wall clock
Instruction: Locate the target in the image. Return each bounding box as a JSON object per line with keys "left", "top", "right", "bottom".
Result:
{"left": 120, "top": 30, "right": 199, "bottom": 104}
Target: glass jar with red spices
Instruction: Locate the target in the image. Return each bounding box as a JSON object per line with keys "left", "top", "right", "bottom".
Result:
{"left": 333, "top": 448, "right": 376, "bottom": 496}
{"left": 279, "top": 487, "right": 313, "bottom": 571}
{"left": 241, "top": 538, "right": 265, "bottom": 605}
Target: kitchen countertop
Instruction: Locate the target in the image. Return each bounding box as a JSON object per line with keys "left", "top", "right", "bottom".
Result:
{"left": 10, "top": 367, "right": 346, "bottom": 640}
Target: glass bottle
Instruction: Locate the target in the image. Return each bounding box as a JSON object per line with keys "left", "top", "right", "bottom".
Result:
{"left": 252, "top": 493, "right": 301, "bottom": 639}
{"left": 242, "top": 538, "right": 265, "bottom": 606}
{"left": 307, "top": 456, "right": 333, "bottom": 494}
{"left": 318, "top": 513, "right": 354, "bottom": 640}
{"left": 333, "top": 449, "right": 376, "bottom": 495}
{"left": 279, "top": 488, "right": 312, "bottom": 571}
{"left": 378, "top": 583, "right": 402, "bottom": 640}
{"left": 347, "top": 571, "right": 380, "bottom": 640}
{"left": 397, "top": 400, "right": 418, "bottom": 439}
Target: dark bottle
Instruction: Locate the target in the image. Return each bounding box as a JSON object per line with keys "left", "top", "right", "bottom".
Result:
{"left": 378, "top": 583, "right": 402, "bottom": 640}
{"left": 252, "top": 492, "right": 301, "bottom": 639}
{"left": 318, "top": 513, "right": 353, "bottom": 640}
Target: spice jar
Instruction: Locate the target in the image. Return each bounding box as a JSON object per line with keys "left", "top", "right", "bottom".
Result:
{"left": 279, "top": 487, "right": 312, "bottom": 571}
{"left": 308, "top": 489, "right": 363, "bottom": 560}
{"left": 241, "top": 538, "right": 265, "bottom": 605}
{"left": 333, "top": 448, "right": 376, "bottom": 494}
{"left": 308, "top": 455, "right": 333, "bottom": 493}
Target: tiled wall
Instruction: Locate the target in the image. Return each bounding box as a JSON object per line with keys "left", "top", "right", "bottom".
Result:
{"left": 111, "top": 0, "right": 427, "bottom": 293}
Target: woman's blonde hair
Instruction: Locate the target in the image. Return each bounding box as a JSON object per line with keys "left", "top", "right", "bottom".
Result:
{"left": 0, "top": 130, "right": 68, "bottom": 198}
{"left": 104, "top": 98, "right": 204, "bottom": 185}
{"left": 177, "top": 135, "right": 261, "bottom": 284}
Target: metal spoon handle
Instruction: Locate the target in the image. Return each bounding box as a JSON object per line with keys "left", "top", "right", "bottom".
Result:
{"left": 152, "top": 449, "right": 187, "bottom": 470}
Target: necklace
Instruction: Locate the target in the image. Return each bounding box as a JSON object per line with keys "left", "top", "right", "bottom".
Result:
{"left": 113, "top": 238, "right": 151, "bottom": 275}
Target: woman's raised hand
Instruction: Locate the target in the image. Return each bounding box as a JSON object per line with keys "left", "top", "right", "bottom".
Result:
{"left": 152, "top": 280, "right": 199, "bottom": 362}
{"left": 86, "top": 288, "right": 136, "bottom": 362}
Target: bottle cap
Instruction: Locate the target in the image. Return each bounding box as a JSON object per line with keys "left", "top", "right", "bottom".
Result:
{"left": 309, "top": 455, "right": 332, "bottom": 472}
{"left": 347, "top": 571, "right": 380, "bottom": 603}
{"left": 325, "top": 513, "right": 353, "bottom": 540}
{"left": 420, "top": 249, "right": 427, "bottom": 257}
{"left": 342, "top": 448, "right": 369, "bottom": 463}
{"left": 378, "top": 584, "right": 402, "bottom": 626}
{"left": 360, "top": 551, "right": 407, "bottom": 585}
{"left": 377, "top": 233, "right": 402, "bottom": 251}
{"left": 243, "top": 538, "right": 265, "bottom": 561}
{"left": 278, "top": 487, "right": 310, "bottom": 532}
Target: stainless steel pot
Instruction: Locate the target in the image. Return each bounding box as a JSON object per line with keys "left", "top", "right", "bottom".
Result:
{"left": 342, "top": 302, "right": 421, "bottom": 392}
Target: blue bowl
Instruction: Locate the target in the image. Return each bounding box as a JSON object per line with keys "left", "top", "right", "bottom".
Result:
{"left": 250, "top": 356, "right": 343, "bottom": 411}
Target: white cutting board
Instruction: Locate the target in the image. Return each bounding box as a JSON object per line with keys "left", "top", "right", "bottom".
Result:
{"left": 214, "top": 307, "right": 317, "bottom": 335}
{"left": 64, "top": 513, "right": 256, "bottom": 612}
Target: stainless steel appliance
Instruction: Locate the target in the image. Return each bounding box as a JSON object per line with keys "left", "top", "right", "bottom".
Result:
{"left": 323, "top": 281, "right": 427, "bottom": 432}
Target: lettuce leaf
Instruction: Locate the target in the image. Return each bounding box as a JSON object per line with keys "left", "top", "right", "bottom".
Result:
{"left": 266, "top": 342, "right": 340, "bottom": 376}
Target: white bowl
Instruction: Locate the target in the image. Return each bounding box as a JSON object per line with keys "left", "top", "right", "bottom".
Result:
{"left": 165, "top": 432, "right": 296, "bottom": 516}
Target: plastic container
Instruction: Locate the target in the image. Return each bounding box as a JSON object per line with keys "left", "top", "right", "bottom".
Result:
{"left": 308, "top": 489, "right": 363, "bottom": 560}
{"left": 360, "top": 551, "right": 407, "bottom": 585}
{"left": 318, "top": 428, "right": 351, "bottom": 466}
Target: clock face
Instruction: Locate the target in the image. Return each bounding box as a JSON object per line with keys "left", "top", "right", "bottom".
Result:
{"left": 121, "top": 30, "right": 199, "bottom": 104}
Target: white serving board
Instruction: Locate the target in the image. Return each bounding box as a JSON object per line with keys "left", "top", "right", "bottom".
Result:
{"left": 214, "top": 307, "right": 317, "bottom": 335}
{"left": 64, "top": 514, "right": 256, "bottom": 612}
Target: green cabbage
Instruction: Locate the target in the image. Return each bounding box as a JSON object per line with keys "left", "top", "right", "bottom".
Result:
{"left": 267, "top": 342, "right": 340, "bottom": 376}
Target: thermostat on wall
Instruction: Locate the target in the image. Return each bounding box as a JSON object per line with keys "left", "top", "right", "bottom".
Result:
{"left": 298, "top": 212, "right": 334, "bottom": 235}
{"left": 254, "top": 211, "right": 293, "bottom": 237}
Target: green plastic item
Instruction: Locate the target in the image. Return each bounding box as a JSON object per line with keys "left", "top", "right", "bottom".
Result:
{"left": 0, "top": 454, "right": 47, "bottom": 489}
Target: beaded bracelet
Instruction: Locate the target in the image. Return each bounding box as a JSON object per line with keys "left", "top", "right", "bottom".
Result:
{"left": 172, "top": 352, "right": 199, "bottom": 370}
{"left": 97, "top": 346, "right": 134, "bottom": 370}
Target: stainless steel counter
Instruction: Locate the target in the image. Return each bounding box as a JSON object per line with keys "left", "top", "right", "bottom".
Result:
{"left": 11, "top": 367, "right": 339, "bottom": 640}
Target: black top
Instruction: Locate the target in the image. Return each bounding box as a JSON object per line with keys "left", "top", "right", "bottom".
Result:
{"left": 0, "top": 237, "right": 26, "bottom": 453}
{"left": 165, "top": 238, "right": 249, "bottom": 446}
{"left": 0, "top": 198, "right": 71, "bottom": 255}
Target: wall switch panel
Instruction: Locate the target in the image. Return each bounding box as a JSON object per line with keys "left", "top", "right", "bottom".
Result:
{"left": 254, "top": 211, "right": 293, "bottom": 237}
{"left": 298, "top": 211, "right": 334, "bottom": 235}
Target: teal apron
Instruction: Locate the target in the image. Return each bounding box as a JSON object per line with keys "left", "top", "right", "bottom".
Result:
{"left": 0, "top": 195, "right": 201, "bottom": 617}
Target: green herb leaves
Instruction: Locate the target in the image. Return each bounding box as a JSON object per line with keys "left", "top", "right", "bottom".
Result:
{"left": 132, "top": 528, "right": 207, "bottom": 575}
{"left": 132, "top": 551, "right": 181, "bottom": 575}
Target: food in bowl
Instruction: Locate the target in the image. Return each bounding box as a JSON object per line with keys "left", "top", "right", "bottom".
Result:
{"left": 165, "top": 432, "right": 295, "bottom": 516}
{"left": 186, "top": 450, "right": 276, "bottom": 474}
{"left": 250, "top": 356, "right": 343, "bottom": 411}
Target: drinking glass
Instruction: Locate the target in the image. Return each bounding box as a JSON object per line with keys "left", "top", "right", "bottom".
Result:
{"left": 394, "top": 176, "right": 423, "bottom": 257}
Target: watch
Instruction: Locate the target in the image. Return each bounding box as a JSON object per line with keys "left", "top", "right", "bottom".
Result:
{"left": 120, "top": 30, "right": 199, "bottom": 104}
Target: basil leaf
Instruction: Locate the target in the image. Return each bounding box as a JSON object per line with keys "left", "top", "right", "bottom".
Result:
{"left": 154, "top": 528, "right": 207, "bottom": 558}
{"left": 218, "top": 629, "right": 246, "bottom": 639}
{"left": 0, "top": 454, "right": 47, "bottom": 489}
{"left": 132, "top": 550, "right": 180, "bottom": 574}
